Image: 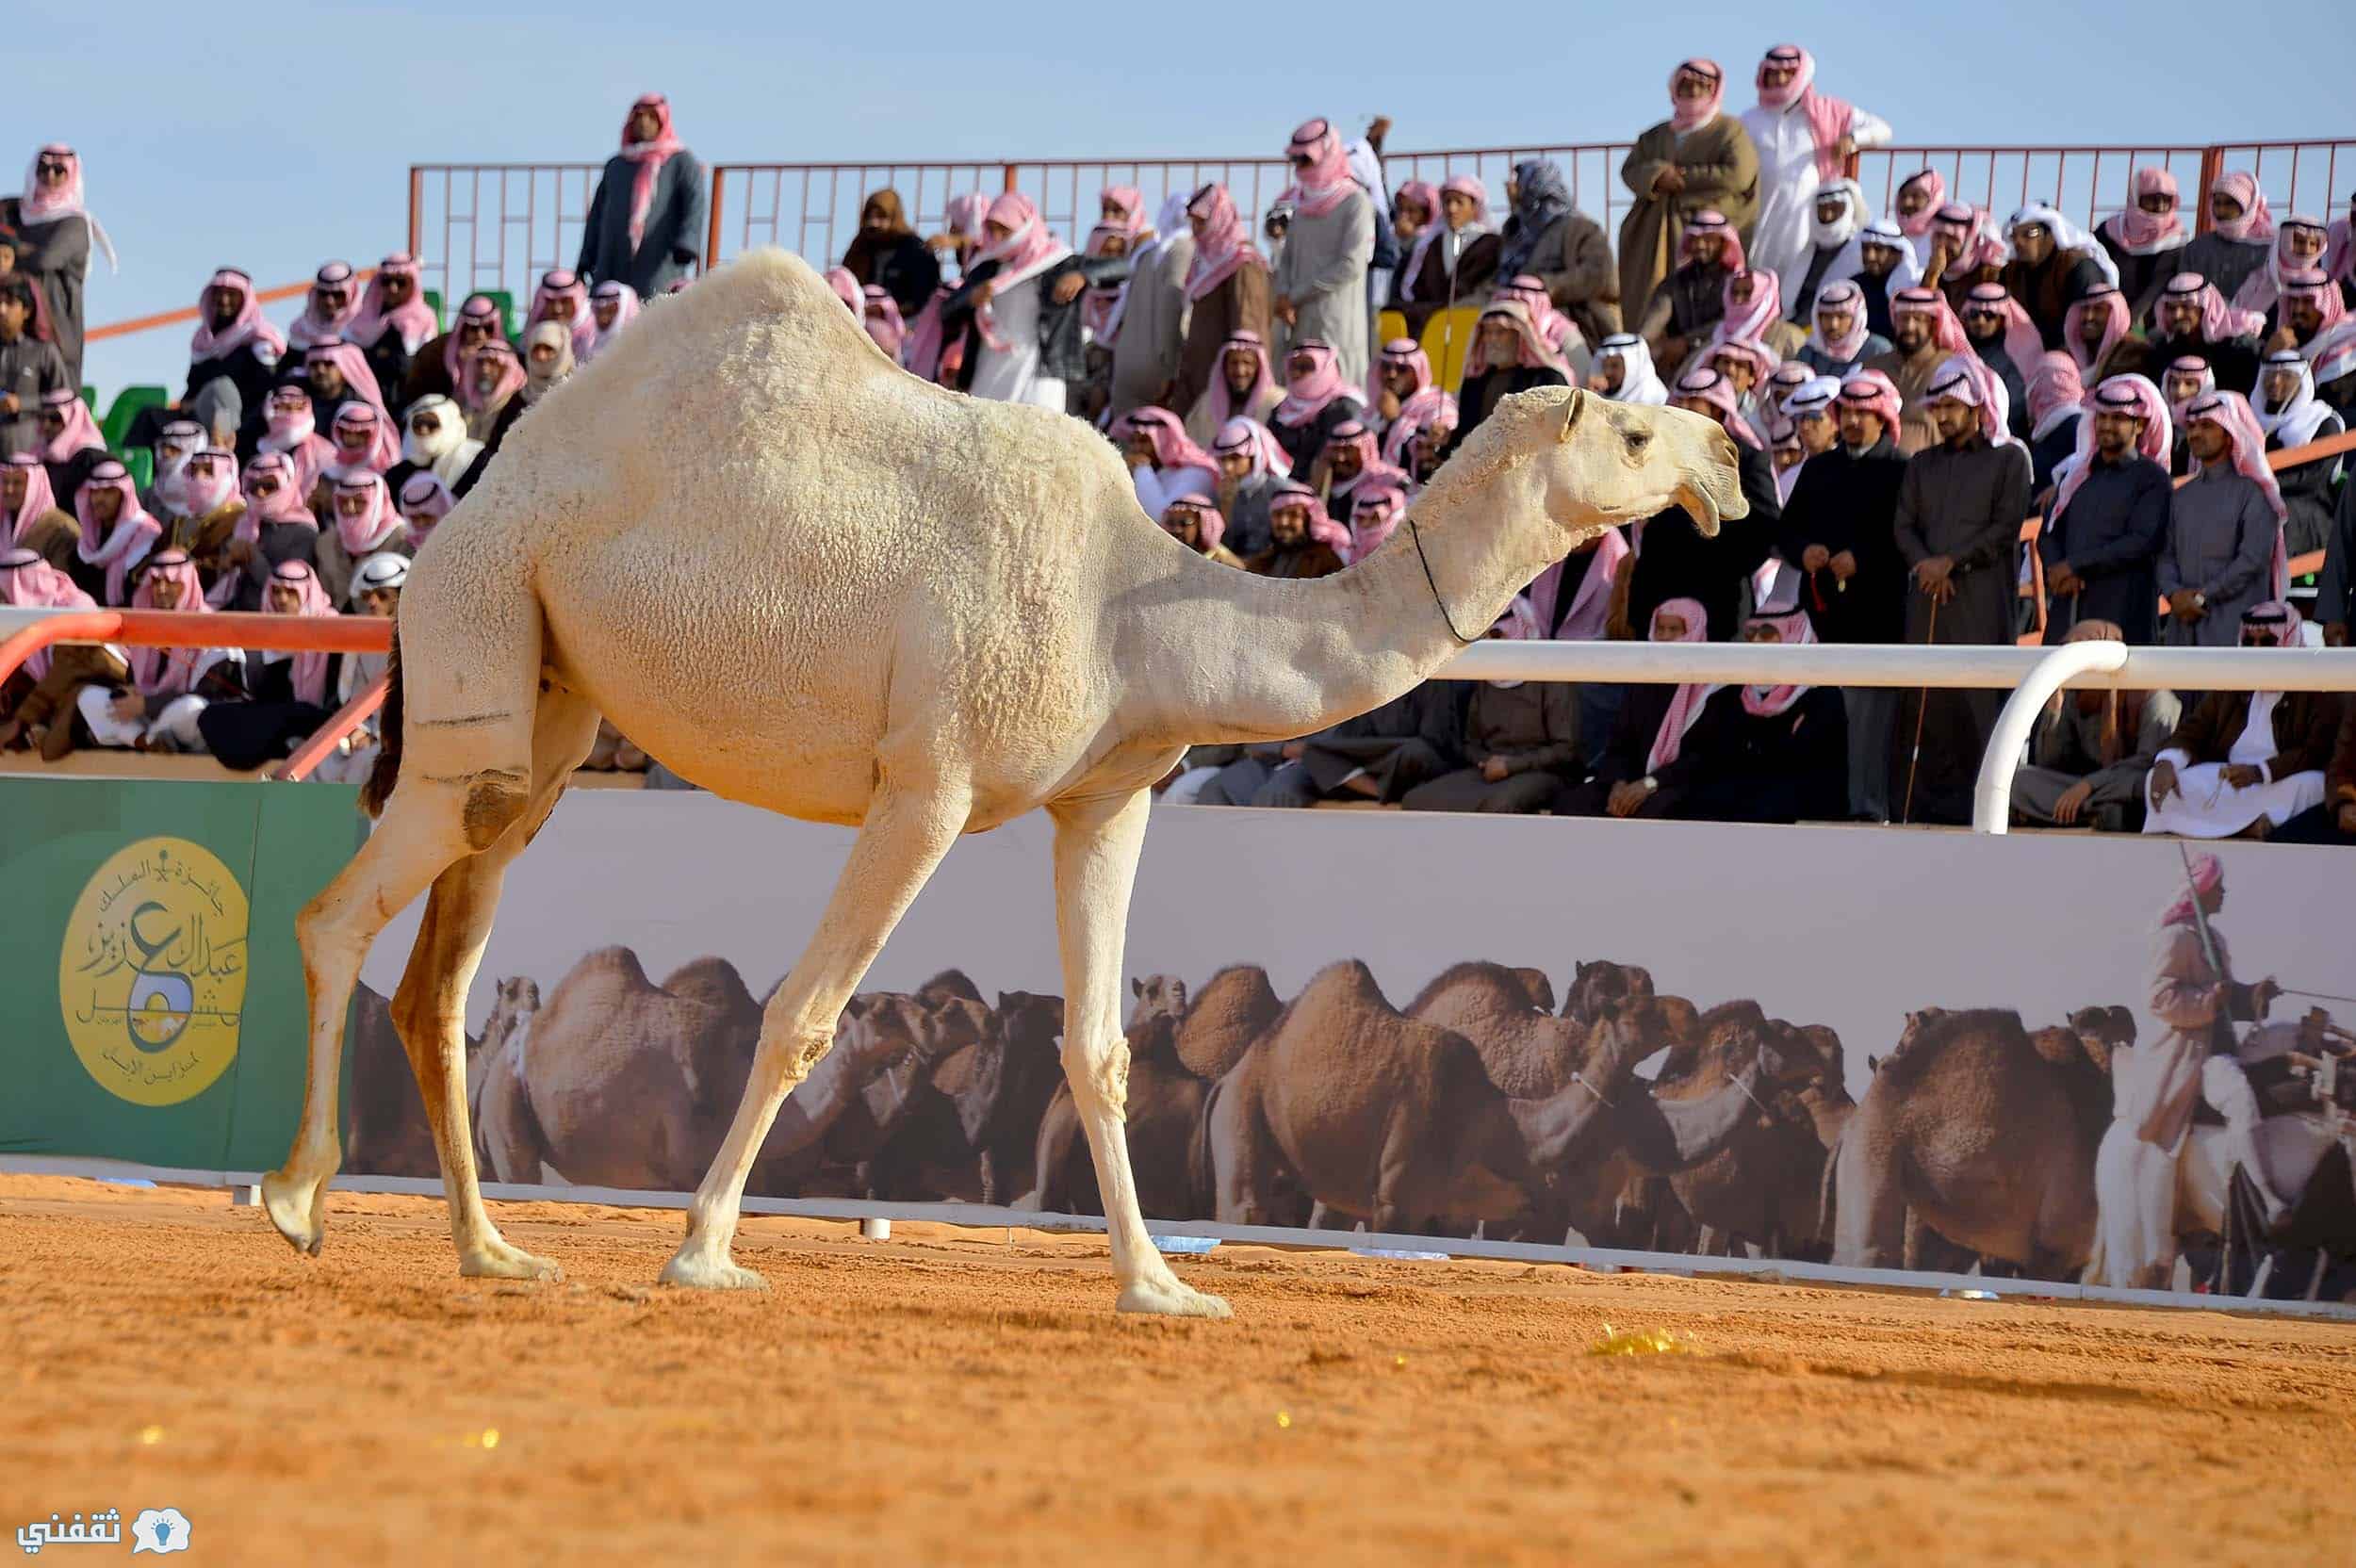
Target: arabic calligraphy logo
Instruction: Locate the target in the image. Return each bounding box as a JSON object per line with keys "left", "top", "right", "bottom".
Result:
{"left": 58, "top": 839, "right": 250, "bottom": 1107}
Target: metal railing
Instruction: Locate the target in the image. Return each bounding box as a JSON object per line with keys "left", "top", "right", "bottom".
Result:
{"left": 407, "top": 163, "right": 605, "bottom": 314}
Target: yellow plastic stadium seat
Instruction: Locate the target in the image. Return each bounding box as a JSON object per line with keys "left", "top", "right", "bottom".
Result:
{"left": 1375, "top": 309, "right": 1410, "bottom": 351}
{"left": 1419, "top": 306, "right": 1484, "bottom": 394}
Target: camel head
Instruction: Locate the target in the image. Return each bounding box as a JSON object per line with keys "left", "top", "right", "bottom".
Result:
{"left": 841, "top": 992, "right": 984, "bottom": 1073}
{"left": 1128, "top": 973, "right": 1187, "bottom": 1031}
{"left": 1458, "top": 387, "right": 1746, "bottom": 546}
{"left": 1563, "top": 959, "right": 1658, "bottom": 1025}
{"left": 961, "top": 990, "right": 1067, "bottom": 1147}
{"left": 2067, "top": 1004, "right": 2137, "bottom": 1072}
{"left": 480, "top": 975, "right": 541, "bottom": 1059}
{"left": 1510, "top": 968, "right": 1558, "bottom": 1015}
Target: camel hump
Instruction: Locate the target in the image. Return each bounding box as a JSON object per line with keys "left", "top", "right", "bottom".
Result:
{"left": 1880, "top": 1006, "right": 2029, "bottom": 1083}
{"left": 918, "top": 969, "right": 985, "bottom": 1005}
{"left": 1175, "top": 965, "right": 1284, "bottom": 1081}
{"left": 563, "top": 944, "right": 657, "bottom": 997}
{"left": 660, "top": 956, "right": 759, "bottom": 1018}
{"left": 1405, "top": 960, "right": 1540, "bottom": 1015}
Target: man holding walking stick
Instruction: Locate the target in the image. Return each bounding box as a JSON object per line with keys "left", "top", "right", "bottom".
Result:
{"left": 1893, "top": 354, "right": 2032, "bottom": 823}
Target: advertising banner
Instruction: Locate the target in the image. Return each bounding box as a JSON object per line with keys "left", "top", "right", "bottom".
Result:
{"left": 0, "top": 778, "right": 362, "bottom": 1174}
{"left": 346, "top": 792, "right": 2356, "bottom": 1307}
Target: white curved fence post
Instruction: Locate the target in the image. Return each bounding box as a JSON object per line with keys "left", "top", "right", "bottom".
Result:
{"left": 1970, "top": 640, "right": 2130, "bottom": 835}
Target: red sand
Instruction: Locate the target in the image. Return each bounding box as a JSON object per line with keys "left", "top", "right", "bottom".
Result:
{"left": 3, "top": 1174, "right": 2351, "bottom": 1565}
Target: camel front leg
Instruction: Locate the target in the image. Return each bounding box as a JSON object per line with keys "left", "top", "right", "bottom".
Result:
{"left": 1050, "top": 791, "right": 1230, "bottom": 1319}
{"left": 662, "top": 780, "right": 967, "bottom": 1289}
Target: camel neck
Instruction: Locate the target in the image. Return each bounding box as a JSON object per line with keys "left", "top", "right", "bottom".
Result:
{"left": 1132, "top": 454, "right": 1580, "bottom": 745}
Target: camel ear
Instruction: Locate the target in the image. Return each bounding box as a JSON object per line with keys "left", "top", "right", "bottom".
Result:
{"left": 1558, "top": 387, "right": 1586, "bottom": 441}
{"left": 1867, "top": 1054, "right": 1881, "bottom": 1074}
{"left": 1131, "top": 976, "right": 1142, "bottom": 999}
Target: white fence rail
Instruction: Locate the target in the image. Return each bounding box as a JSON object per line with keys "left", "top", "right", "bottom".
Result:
{"left": 9, "top": 606, "right": 2352, "bottom": 839}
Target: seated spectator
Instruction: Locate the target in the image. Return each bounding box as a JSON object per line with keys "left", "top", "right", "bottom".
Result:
{"left": 940, "top": 191, "right": 1126, "bottom": 411}
{"left": 455, "top": 338, "right": 525, "bottom": 456}
{"left": 823, "top": 266, "right": 861, "bottom": 312}
{"left": 3, "top": 451, "right": 74, "bottom": 572}
{"left": 2065, "top": 283, "right": 2142, "bottom": 385}
{"left": 1785, "top": 178, "right": 1867, "bottom": 320}
{"left": 1446, "top": 303, "right": 1570, "bottom": 454}
{"left": 1702, "top": 338, "right": 1776, "bottom": 433}
{"left": 1158, "top": 492, "right": 1246, "bottom": 569}
{"left": 1396, "top": 175, "right": 1497, "bottom": 335}
{"left": 388, "top": 393, "right": 480, "bottom": 498}
{"left": 1723, "top": 599, "right": 1847, "bottom": 823}
{"left": 257, "top": 385, "right": 333, "bottom": 502}
{"left": 1763, "top": 354, "right": 1813, "bottom": 414}
{"left": 1780, "top": 370, "right": 1906, "bottom": 817}
{"left": 1118, "top": 406, "right": 1217, "bottom": 521}
{"left": 1708, "top": 267, "right": 1806, "bottom": 362}
{"left": 2023, "top": 352, "right": 2086, "bottom": 491}
{"left": 309, "top": 552, "right": 408, "bottom": 786}
{"left": 1743, "top": 44, "right": 1890, "bottom": 302}
{"left": 859, "top": 286, "right": 905, "bottom": 360}
{"left": 2177, "top": 172, "right": 2275, "bottom": 306}
{"left": 2139, "top": 271, "right": 2264, "bottom": 396}
{"left": 1497, "top": 158, "right": 1618, "bottom": 347}
{"left": 2144, "top": 600, "right": 2340, "bottom": 838}
{"left": 2279, "top": 270, "right": 2356, "bottom": 419}
{"left": 79, "top": 549, "right": 239, "bottom": 755}
{"left": 1562, "top": 596, "right": 1743, "bottom": 820}
{"left": 285, "top": 260, "right": 359, "bottom": 354}
{"left": 1247, "top": 481, "right": 1350, "bottom": 579}
{"left": 0, "top": 546, "right": 123, "bottom": 760}
{"left": 578, "top": 93, "right": 706, "bottom": 299}
{"left": 183, "top": 269, "right": 283, "bottom": 456}
{"left": 1893, "top": 355, "right": 2033, "bottom": 825}
{"left": 39, "top": 385, "right": 106, "bottom": 503}
{"left": 1345, "top": 480, "right": 1407, "bottom": 561}
{"left": 1795, "top": 279, "right": 1885, "bottom": 379}
{"left": 395, "top": 472, "right": 455, "bottom": 551}
{"left": 2096, "top": 167, "right": 2190, "bottom": 322}
{"left": 1170, "top": 184, "right": 1269, "bottom": 419}
{"left": 211, "top": 452, "right": 319, "bottom": 611}
{"left": 581, "top": 280, "right": 639, "bottom": 364}
{"left": 195, "top": 560, "right": 343, "bottom": 768}
{"left": 1266, "top": 338, "right": 1366, "bottom": 472}
{"left": 527, "top": 269, "right": 596, "bottom": 361}
{"left": 71, "top": 460, "right": 160, "bottom": 603}
{"left": 1235, "top": 678, "right": 1465, "bottom": 808}
{"left": 303, "top": 337, "right": 392, "bottom": 439}
{"left": 1488, "top": 274, "right": 1582, "bottom": 368}
{"left": 2270, "top": 699, "right": 2356, "bottom": 845}
{"left": 1591, "top": 332, "right": 1668, "bottom": 403}
{"left": 1210, "top": 416, "right": 1289, "bottom": 559}
{"left": 521, "top": 319, "right": 577, "bottom": 406}
{"left": 2003, "top": 206, "right": 2113, "bottom": 349}
{"left": 1382, "top": 384, "right": 1455, "bottom": 479}
{"left": 0, "top": 276, "right": 64, "bottom": 460}
{"left": 1829, "top": 220, "right": 1919, "bottom": 345}
{"left": 1370, "top": 337, "right": 1431, "bottom": 445}
{"left": 349, "top": 253, "right": 435, "bottom": 397}
{"left": 1925, "top": 203, "right": 2008, "bottom": 315}
{"left": 1398, "top": 596, "right": 1579, "bottom": 813}
{"left": 1866, "top": 287, "right": 1970, "bottom": 454}
{"left": 314, "top": 471, "right": 406, "bottom": 603}
{"left": 326, "top": 403, "right": 395, "bottom": 479}
{"left": 163, "top": 444, "right": 245, "bottom": 576}
{"left": 2043, "top": 374, "right": 2172, "bottom": 644}
{"left": 1618, "top": 60, "right": 1759, "bottom": 334}
{"left": 2234, "top": 213, "right": 2330, "bottom": 329}
{"left": 1627, "top": 366, "right": 1780, "bottom": 639}
{"left": 839, "top": 188, "right": 941, "bottom": 320}
{"left": 142, "top": 417, "right": 205, "bottom": 520}
{"left": 401, "top": 293, "right": 503, "bottom": 407}
{"left": 2161, "top": 391, "right": 2285, "bottom": 647}
{"left": 1638, "top": 210, "right": 1742, "bottom": 379}
{"left": 1318, "top": 418, "right": 1406, "bottom": 515}
{"left": 1185, "top": 330, "right": 1282, "bottom": 445}
{"left": 1890, "top": 169, "right": 1944, "bottom": 270}
{"left": 1402, "top": 402, "right": 1457, "bottom": 486}
{"left": 1960, "top": 283, "right": 2035, "bottom": 435}
{"left": 2252, "top": 350, "right": 2344, "bottom": 556}
{"left": 2011, "top": 619, "right": 2180, "bottom": 830}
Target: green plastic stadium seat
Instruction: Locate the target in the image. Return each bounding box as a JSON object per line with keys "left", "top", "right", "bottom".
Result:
{"left": 98, "top": 385, "right": 172, "bottom": 452}
{"left": 122, "top": 449, "right": 153, "bottom": 493}
{"left": 423, "top": 289, "right": 444, "bottom": 331}
{"left": 482, "top": 289, "right": 520, "bottom": 340}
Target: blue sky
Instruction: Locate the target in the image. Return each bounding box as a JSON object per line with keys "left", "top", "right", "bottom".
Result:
{"left": 34, "top": 4, "right": 2345, "bottom": 398}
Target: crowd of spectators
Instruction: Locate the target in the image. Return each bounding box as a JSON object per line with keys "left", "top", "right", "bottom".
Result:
{"left": 3, "top": 74, "right": 2352, "bottom": 842}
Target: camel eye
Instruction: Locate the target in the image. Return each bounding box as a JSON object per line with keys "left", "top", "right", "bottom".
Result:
{"left": 1624, "top": 428, "right": 1651, "bottom": 453}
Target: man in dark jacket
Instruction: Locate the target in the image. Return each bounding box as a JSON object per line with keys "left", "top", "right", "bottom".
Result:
{"left": 2141, "top": 272, "right": 2263, "bottom": 395}
{"left": 184, "top": 270, "right": 282, "bottom": 458}
{"left": 939, "top": 207, "right": 1133, "bottom": 402}
{"left": 2316, "top": 477, "right": 2356, "bottom": 645}
{"left": 2042, "top": 378, "right": 2173, "bottom": 643}
{"left": 2271, "top": 702, "right": 2356, "bottom": 844}
{"left": 576, "top": 93, "right": 708, "bottom": 300}
{"left": 0, "top": 279, "right": 66, "bottom": 458}
{"left": 1249, "top": 681, "right": 1467, "bottom": 808}
{"left": 2000, "top": 208, "right": 2110, "bottom": 350}
{"left": 1627, "top": 367, "right": 1782, "bottom": 640}
{"left": 1779, "top": 371, "right": 1909, "bottom": 818}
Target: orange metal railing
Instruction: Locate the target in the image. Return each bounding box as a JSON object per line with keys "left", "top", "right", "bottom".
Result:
{"left": 87, "top": 270, "right": 378, "bottom": 346}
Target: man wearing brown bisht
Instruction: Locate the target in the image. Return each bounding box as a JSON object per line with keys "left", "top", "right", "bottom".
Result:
{"left": 1618, "top": 59, "right": 1759, "bottom": 334}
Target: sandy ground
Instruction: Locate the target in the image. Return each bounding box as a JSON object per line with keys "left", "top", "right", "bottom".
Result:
{"left": 3, "top": 1176, "right": 2352, "bottom": 1567}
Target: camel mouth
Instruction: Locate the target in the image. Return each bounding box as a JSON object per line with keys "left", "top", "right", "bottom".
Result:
{"left": 1677, "top": 481, "right": 1722, "bottom": 538}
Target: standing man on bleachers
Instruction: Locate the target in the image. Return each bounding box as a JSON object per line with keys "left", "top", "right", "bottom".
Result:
{"left": 578, "top": 94, "right": 707, "bottom": 301}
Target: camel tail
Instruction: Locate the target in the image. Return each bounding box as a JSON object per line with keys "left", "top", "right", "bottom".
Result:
{"left": 359, "top": 636, "right": 403, "bottom": 820}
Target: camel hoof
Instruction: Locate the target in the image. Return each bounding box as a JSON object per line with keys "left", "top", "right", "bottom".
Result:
{"left": 658, "top": 1251, "right": 770, "bottom": 1291}
{"left": 459, "top": 1239, "right": 564, "bottom": 1282}
{"left": 260, "top": 1169, "right": 328, "bottom": 1258}
{"left": 1117, "top": 1277, "right": 1232, "bottom": 1320}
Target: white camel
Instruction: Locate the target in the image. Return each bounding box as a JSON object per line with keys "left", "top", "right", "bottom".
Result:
{"left": 258, "top": 248, "right": 1744, "bottom": 1317}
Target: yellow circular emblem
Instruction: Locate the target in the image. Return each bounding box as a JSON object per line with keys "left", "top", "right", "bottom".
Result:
{"left": 58, "top": 837, "right": 250, "bottom": 1106}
